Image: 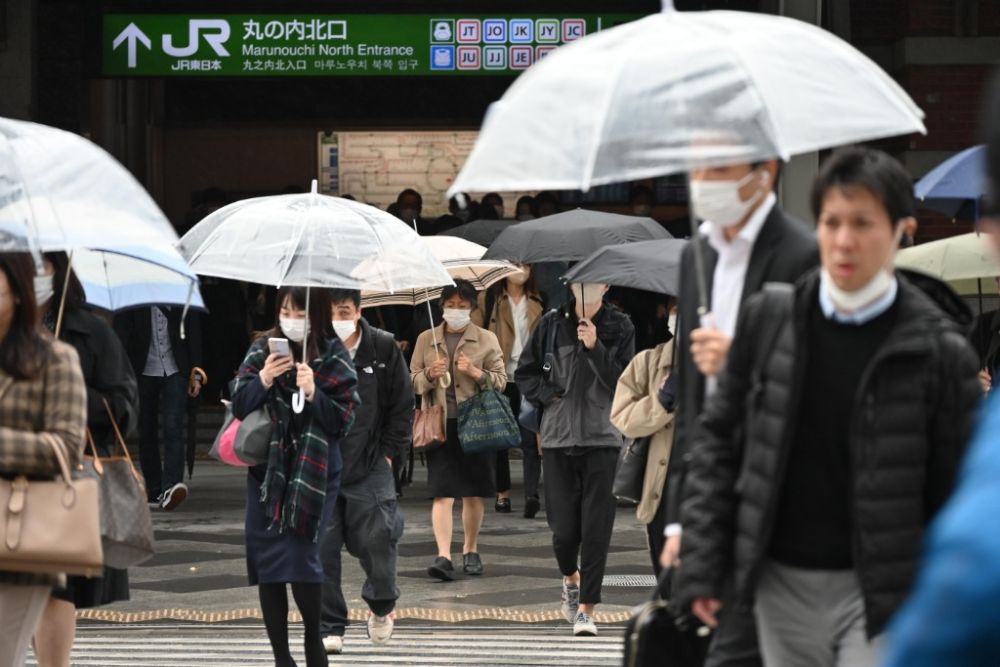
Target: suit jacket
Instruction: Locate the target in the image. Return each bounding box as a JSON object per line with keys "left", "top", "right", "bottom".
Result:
{"left": 113, "top": 307, "right": 203, "bottom": 381}
{"left": 663, "top": 204, "right": 819, "bottom": 523}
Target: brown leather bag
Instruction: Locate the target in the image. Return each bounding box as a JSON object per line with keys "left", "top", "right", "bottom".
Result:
{"left": 413, "top": 391, "right": 446, "bottom": 452}
{"left": 0, "top": 432, "right": 104, "bottom": 577}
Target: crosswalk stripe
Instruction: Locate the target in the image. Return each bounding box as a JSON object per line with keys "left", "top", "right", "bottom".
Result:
{"left": 29, "top": 625, "right": 627, "bottom": 667}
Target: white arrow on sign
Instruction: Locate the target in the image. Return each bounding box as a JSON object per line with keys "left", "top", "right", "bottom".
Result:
{"left": 112, "top": 23, "right": 152, "bottom": 69}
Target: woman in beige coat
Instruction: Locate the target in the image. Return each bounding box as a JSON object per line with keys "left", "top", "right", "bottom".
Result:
{"left": 411, "top": 280, "right": 506, "bottom": 582}
{"left": 610, "top": 336, "right": 675, "bottom": 575}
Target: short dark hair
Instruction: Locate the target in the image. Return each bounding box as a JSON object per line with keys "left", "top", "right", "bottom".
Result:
{"left": 329, "top": 288, "right": 361, "bottom": 308}
{"left": 482, "top": 192, "right": 503, "bottom": 206}
{"left": 396, "top": 188, "right": 423, "bottom": 208}
{"left": 515, "top": 195, "right": 537, "bottom": 217}
{"left": 811, "top": 147, "right": 914, "bottom": 225}
{"left": 440, "top": 279, "right": 478, "bottom": 309}
{"left": 981, "top": 70, "right": 1000, "bottom": 213}
{"left": 0, "top": 252, "right": 50, "bottom": 380}
{"left": 44, "top": 252, "right": 86, "bottom": 312}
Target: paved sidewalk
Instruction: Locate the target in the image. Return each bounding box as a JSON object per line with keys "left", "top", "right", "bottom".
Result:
{"left": 95, "top": 458, "right": 654, "bottom": 625}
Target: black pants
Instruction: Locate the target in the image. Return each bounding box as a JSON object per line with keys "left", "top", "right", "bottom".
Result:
{"left": 646, "top": 494, "right": 668, "bottom": 578}
{"left": 320, "top": 462, "right": 403, "bottom": 638}
{"left": 496, "top": 384, "right": 542, "bottom": 499}
{"left": 542, "top": 447, "right": 618, "bottom": 605}
{"left": 138, "top": 373, "right": 187, "bottom": 498}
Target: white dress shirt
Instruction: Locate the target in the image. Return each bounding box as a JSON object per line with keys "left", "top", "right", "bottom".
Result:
{"left": 507, "top": 294, "right": 531, "bottom": 377}
{"left": 701, "top": 192, "right": 776, "bottom": 397}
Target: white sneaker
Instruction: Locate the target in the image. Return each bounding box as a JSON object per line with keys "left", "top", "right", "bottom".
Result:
{"left": 560, "top": 580, "right": 580, "bottom": 624}
{"left": 322, "top": 635, "right": 343, "bottom": 654}
{"left": 160, "top": 482, "right": 188, "bottom": 511}
{"left": 573, "top": 611, "right": 597, "bottom": 637}
{"left": 367, "top": 611, "right": 395, "bottom": 645}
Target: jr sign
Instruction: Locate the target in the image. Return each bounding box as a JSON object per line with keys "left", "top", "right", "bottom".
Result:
{"left": 103, "top": 14, "right": 643, "bottom": 76}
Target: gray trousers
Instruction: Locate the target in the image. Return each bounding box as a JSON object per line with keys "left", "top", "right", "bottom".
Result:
{"left": 754, "top": 560, "right": 884, "bottom": 667}
{"left": 320, "top": 461, "right": 403, "bottom": 638}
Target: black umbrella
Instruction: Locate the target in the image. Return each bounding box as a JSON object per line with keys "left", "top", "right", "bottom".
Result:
{"left": 562, "top": 239, "right": 688, "bottom": 295}
{"left": 438, "top": 219, "right": 518, "bottom": 246}
{"left": 483, "top": 209, "right": 671, "bottom": 263}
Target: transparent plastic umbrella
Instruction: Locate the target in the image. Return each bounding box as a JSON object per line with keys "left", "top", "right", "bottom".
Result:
{"left": 179, "top": 182, "right": 453, "bottom": 412}
{"left": 450, "top": 1, "right": 926, "bottom": 196}
{"left": 0, "top": 117, "right": 202, "bottom": 331}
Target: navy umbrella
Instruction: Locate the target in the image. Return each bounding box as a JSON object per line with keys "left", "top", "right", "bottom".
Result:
{"left": 562, "top": 239, "right": 688, "bottom": 296}
{"left": 484, "top": 209, "right": 671, "bottom": 263}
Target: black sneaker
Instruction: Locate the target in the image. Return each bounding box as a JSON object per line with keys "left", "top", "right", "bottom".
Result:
{"left": 428, "top": 556, "right": 455, "bottom": 581}
{"left": 160, "top": 482, "right": 188, "bottom": 511}
{"left": 463, "top": 552, "right": 484, "bottom": 576}
{"left": 495, "top": 497, "right": 512, "bottom": 513}
{"left": 524, "top": 496, "right": 541, "bottom": 519}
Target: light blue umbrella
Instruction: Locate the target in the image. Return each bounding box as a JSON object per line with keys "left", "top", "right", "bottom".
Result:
{"left": 914, "top": 145, "right": 986, "bottom": 218}
{"left": 71, "top": 248, "right": 205, "bottom": 313}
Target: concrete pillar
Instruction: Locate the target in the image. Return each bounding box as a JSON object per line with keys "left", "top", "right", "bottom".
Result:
{"left": 0, "top": 0, "right": 36, "bottom": 119}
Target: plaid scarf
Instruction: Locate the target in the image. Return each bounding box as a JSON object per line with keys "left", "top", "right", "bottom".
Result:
{"left": 234, "top": 336, "right": 358, "bottom": 542}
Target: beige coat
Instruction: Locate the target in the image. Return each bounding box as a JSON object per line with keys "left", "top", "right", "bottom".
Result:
{"left": 610, "top": 341, "right": 675, "bottom": 524}
{"left": 472, "top": 290, "right": 545, "bottom": 363}
{"left": 410, "top": 323, "right": 507, "bottom": 433}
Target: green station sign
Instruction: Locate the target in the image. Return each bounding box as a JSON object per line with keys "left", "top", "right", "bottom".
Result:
{"left": 103, "top": 14, "right": 644, "bottom": 77}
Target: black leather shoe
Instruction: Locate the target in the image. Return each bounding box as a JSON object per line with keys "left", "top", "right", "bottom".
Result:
{"left": 495, "top": 497, "right": 512, "bottom": 513}
{"left": 428, "top": 556, "right": 454, "bottom": 581}
{"left": 463, "top": 552, "right": 484, "bottom": 576}
{"left": 524, "top": 496, "right": 541, "bottom": 519}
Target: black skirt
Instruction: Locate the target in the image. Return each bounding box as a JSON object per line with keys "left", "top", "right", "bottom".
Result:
{"left": 53, "top": 568, "right": 130, "bottom": 608}
{"left": 427, "top": 419, "right": 497, "bottom": 499}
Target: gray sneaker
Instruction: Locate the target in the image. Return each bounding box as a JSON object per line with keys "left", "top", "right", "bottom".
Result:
{"left": 573, "top": 611, "right": 597, "bottom": 637}
{"left": 560, "top": 580, "right": 580, "bottom": 624}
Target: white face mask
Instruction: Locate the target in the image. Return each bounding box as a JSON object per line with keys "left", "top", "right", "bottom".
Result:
{"left": 667, "top": 312, "right": 678, "bottom": 335}
{"left": 821, "top": 223, "right": 903, "bottom": 314}
{"left": 570, "top": 283, "right": 605, "bottom": 305}
{"left": 332, "top": 319, "right": 358, "bottom": 342}
{"left": 33, "top": 274, "right": 54, "bottom": 306}
{"left": 690, "top": 169, "right": 767, "bottom": 228}
{"left": 280, "top": 317, "right": 306, "bottom": 343}
{"left": 507, "top": 266, "right": 530, "bottom": 286}
{"left": 442, "top": 308, "right": 472, "bottom": 330}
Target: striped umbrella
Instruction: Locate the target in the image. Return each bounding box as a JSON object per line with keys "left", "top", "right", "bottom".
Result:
{"left": 362, "top": 236, "right": 521, "bottom": 307}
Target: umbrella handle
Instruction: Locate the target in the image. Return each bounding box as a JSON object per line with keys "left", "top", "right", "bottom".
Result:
{"left": 292, "top": 387, "right": 306, "bottom": 414}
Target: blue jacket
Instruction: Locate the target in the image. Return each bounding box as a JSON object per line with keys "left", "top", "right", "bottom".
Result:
{"left": 884, "top": 392, "right": 1000, "bottom": 666}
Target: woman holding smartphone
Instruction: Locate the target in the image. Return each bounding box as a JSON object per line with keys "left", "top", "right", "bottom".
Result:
{"left": 231, "top": 287, "right": 359, "bottom": 667}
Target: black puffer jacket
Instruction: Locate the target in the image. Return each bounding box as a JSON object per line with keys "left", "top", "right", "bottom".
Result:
{"left": 677, "top": 270, "right": 982, "bottom": 637}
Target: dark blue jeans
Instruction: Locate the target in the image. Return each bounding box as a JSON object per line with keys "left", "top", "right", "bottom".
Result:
{"left": 138, "top": 373, "right": 187, "bottom": 498}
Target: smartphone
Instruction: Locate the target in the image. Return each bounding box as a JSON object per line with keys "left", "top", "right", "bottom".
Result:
{"left": 267, "top": 337, "right": 291, "bottom": 358}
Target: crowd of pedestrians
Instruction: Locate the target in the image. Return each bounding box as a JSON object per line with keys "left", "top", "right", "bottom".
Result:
{"left": 3, "top": 61, "right": 1000, "bottom": 667}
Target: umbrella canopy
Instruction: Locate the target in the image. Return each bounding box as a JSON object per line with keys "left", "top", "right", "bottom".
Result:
{"left": 484, "top": 209, "right": 671, "bottom": 264}
{"left": 0, "top": 117, "right": 193, "bottom": 279}
{"left": 437, "top": 219, "right": 518, "bottom": 246}
{"left": 562, "top": 239, "right": 687, "bottom": 295}
{"left": 895, "top": 233, "right": 1000, "bottom": 282}
{"left": 178, "top": 184, "right": 452, "bottom": 293}
{"left": 450, "top": 3, "right": 924, "bottom": 195}
{"left": 914, "top": 145, "right": 986, "bottom": 218}
{"left": 363, "top": 236, "right": 521, "bottom": 307}
{"left": 72, "top": 249, "right": 205, "bottom": 313}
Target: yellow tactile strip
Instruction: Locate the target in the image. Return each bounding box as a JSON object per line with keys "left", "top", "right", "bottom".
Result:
{"left": 77, "top": 607, "right": 631, "bottom": 624}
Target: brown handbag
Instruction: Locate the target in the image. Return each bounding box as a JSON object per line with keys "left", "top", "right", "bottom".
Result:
{"left": 413, "top": 391, "right": 446, "bottom": 452}
{"left": 0, "top": 431, "right": 104, "bottom": 577}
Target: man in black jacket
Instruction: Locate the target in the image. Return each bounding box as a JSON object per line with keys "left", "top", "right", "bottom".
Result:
{"left": 677, "top": 147, "right": 981, "bottom": 667}
{"left": 114, "top": 306, "right": 203, "bottom": 511}
{"left": 662, "top": 157, "right": 818, "bottom": 666}
{"left": 320, "top": 289, "right": 413, "bottom": 655}
{"left": 516, "top": 282, "right": 634, "bottom": 638}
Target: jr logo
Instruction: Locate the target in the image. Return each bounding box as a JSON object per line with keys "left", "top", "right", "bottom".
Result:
{"left": 162, "top": 19, "right": 231, "bottom": 57}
